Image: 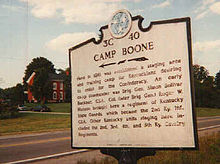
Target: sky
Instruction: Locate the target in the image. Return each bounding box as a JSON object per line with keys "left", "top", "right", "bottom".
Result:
{"left": 0, "top": 0, "right": 220, "bottom": 88}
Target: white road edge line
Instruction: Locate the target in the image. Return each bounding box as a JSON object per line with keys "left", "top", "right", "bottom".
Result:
{"left": 198, "top": 125, "right": 220, "bottom": 131}
{"left": 5, "top": 125, "right": 220, "bottom": 164}
{"left": 6, "top": 149, "right": 89, "bottom": 164}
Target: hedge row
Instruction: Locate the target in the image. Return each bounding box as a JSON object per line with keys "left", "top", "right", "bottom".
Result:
{"left": 0, "top": 104, "right": 19, "bottom": 119}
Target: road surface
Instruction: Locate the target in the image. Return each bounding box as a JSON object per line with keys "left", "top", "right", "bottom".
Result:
{"left": 0, "top": 116, "right": 220, "bottom": 163}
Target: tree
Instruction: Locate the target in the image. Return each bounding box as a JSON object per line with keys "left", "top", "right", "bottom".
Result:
{"left": 23, "top": 57, "right": 55, "bottom": 83}
{"left": 30, "top": 68, "right": 52, "bottom": 103}
{"left": 215, "top": 70, "right": 220, "bottom": 89}
{"left": 13, "top": 84, "right": 25, "bottom": 105}
{"left": 214, "top": 70, "right": 220, "bottom": 108}
{"left": 3, "top": 84, "right": 24, "bottom": 105}
{"left": 203, "top": 76, "right": 214, "bottom": 88}
{"left": 193, "top": 64, "right": 209, "bottom": 83}
{"left": 0, "top": 88, "right": 5, "bottom": 100}
{"left": 193, "top": 65, "right": 208, "bottom": 107}
{"left": 193, "top": 65, "right": 220, "bottom": 108}
{"left": 24, "top": 57, "right": 55, "bottom": 104}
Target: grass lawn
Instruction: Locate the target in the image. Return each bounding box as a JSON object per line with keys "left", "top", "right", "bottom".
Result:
{"left": 24, "top": 103, "right": 220, "bottom": 117}
{"left": 77, "top": 134, "right": 220, "bottom": 164}
{"left": 0, "top": 113, "right": 70, "bottom": 136}
{"left": 0, "top": 106, "right": 219, "bottom": 136}
{"left": 196, "top": 107, "right": 220, "bottom": 117}
{"left": 47, "top": 103, "right": 70, "bottom": 113}
{"left": 25, "top": 103, "right": 71, "bottom": 113}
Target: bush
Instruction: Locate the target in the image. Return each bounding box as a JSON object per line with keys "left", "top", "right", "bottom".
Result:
{"left": 0, "top": 103, "right": 19, "bottom": 119}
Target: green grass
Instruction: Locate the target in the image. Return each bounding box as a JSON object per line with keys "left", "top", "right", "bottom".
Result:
{"left": 0, "top": 113, "right": 70, "bottom": 136}
{"left": 47, "top": 103, "right": 70, "bottom": 113}
{"left": 1, "top": 103, "right": 70, "bottom": 136}
{"left": 0, "top": 105, "right": 219, "bottom": 136}
{"left": 25, "top": 103, "right": 220, "bottom": 117}
{"left": 25, "top": 103, "right": 71, "bottom": 113}
{"left": 77, "top": 134, "right": 220, "bottom": 164}
{"left": 196, "top": 107, "right": 220, "bottom": 117}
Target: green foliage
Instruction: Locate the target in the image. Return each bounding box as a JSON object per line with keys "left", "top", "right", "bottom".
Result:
{"left": 215, "top": 70, "right": 220, "bottom": 89}
{"left": 0, "top": 103, "right": 19, "bottom": 119}
{"left": 23, "top": 57, "right": 55, "bottom": 82}
{"left": 23, "top": 57, "right": 56, "bottom": 103}
{"left": 30, "top": 68, "right": 52, "bottom": 103}
{"left": 193, "top": 65, "right": 220, "bottom": 108}
{"left": 2, "top": 83, "right": 25, "bottom": 105}
{"left": 193, "top": 64, "right": 209, "bottom": 82}
{"left": 0, "top": 88, "right": 5, "bottom": 99}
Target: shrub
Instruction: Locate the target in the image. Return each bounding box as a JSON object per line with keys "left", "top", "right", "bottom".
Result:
{"left": 0, "top": 103, "right": 19, "bottom": 119}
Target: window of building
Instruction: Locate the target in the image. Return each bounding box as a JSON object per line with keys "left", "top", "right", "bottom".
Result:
{"left": 53, "top": 82, "right": 57, "bottom": 90}
{"left": 53, "top": 92, "right": 57, "bottom": 100}
{"left": 60, "top": 92, "right": 63, "bottom": 100}
{"left": 60, "top": 82, "right": 63, "bottom": 90}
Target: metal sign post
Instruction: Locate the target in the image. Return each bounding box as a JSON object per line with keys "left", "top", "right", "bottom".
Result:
{"left": 101, "top": 148, "right": 156, "bottom": 164}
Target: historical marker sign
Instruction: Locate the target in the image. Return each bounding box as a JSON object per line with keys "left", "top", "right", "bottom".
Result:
{"left": 69, "top": 10, "right": 198, "bottom": 149}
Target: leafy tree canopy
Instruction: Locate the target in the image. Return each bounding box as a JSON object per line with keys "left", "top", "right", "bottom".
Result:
{"left": 203, "top": 76, "right": 214, "bottom": 88}
{"left": 0, "top": 88, "right": 4, "bottom": 99}
{"left": 30, "top": 68, "right": 52, "bottom": 103}
{"left": 193, "top": 64, "right": 209, "bottom": 83}
{"left": 193, "top": 65, "right": 220, "bottom": 108}
{"left": 23, "top": 57, "right": 55, "bottom": 104}
{"left": 215, "top": 70, "right": 220, "bottom": 89}
{"left": 23, "top": 57, "right": 55, "bottom": 83}
{"left": 3, "top": 83, "right": 24, "bottom": 105}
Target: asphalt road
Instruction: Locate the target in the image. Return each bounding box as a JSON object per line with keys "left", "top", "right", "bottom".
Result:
{"left": 0, "top": 116, "right": 220, "bottom": 164}
{"left": 197, "top": 116, "right": 220, "bottom": 129}
{"left": 0, "top": 131, "right": 72, "bottom": 163}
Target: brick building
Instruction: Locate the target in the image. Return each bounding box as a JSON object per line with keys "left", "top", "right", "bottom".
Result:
{"left": 26, "top": 72, "right": 65, "bottom": 102}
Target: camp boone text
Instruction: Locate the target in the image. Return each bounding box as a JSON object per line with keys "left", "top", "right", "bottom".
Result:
{"left": 93, "top": 41, "right": 154, "bottom": 62}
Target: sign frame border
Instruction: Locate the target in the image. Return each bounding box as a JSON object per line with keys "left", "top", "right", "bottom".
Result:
{"left": 69, "top": 16, "right": 199, "bottom": 150}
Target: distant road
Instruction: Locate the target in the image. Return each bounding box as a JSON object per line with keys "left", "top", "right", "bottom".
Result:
{"left": 0, "top": 116, "right": 220, "bottom": 164}
{"left": 19, "top": 111, "right": 70, "bottom": 115}
{"left": 197, "top": 116, "right": 220, "bottom": 129}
